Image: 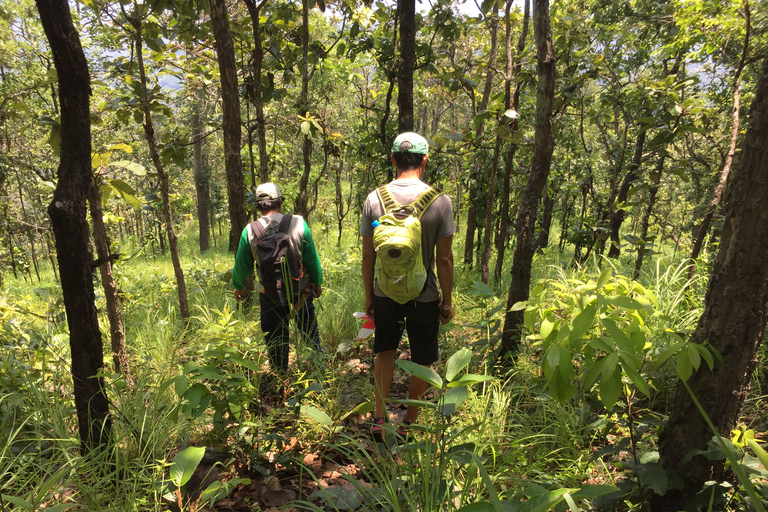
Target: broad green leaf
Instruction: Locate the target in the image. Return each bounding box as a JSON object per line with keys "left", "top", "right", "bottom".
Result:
{"left": 570, "top": 304, "right": 597, "bottom": 343}
{"left": 111, "top": 160, "right": 147, "bottom": 176}
{"left": 170, "top": 446, "right": 206, "bottom": 487}
{"left": 596, "top": 268, "right": 612, "bottom": 289}
{"left": 569, "top": 484, "right": 621, "bottom": 500}
{"left": 550, "top": 366, "right": 576, "bottom": 404}
{"left": 600, "top": 361, "right": 622, "bottom": 410}
{"left": 446, "top": 347, "right": 471, "bottom": 382}
{"left": 686, "top": 343, "right": 701, "bottom": 370}
{"left": 301, "top": 405, "right": 333, "bottom": 426}
{"left": 677, "top": 352, "right": 693, "bottom": 382}
{"left": 517, "top": 489, "right": 572, "bottom": 512}
{"left": 200, "top": 478, "right": 250, "bottom": 506}
{"left": 471, "top": 280, "right": 495, "bottom": 297}
{"left": 655, "top": 340, "right": 686, "bottom": 369}
{"left": 396, "top": 360, "right": 443, "bottom": 388}
{"left": 620, "top": 356, "right": 650, "bottom": 397}
{"left": 92, "top": 151, "right": 112, "bottom": 169}
{"left": 0, "top": 495, "right": 32, "bottom": 510}
{"left": 108, "top": 143, "right": 132, "bottom": 153}
{"left": 226, "top": 355, "right": 259, "bottom": 372}
{"left": 396, "top": 398, "right": 437, "bottom": 409}
{"left": 439, "top": 386, "right": 469, "bottom": 416}
{"left": 540, "top": 317, "right": 555, "bottom": 341}
{"left": 693, "top": 343, "right": 715, "bottom": 371}
{"left": 602, "top": 319, "right": 635, "bottom": 354}
{"left": 447, "top": 374, "right": 495, "bottom": 388}
{"left": 602, "top": 352, "right": 619, "bottom": 378}
{"left": 605, "top": 295, "right": 646, "bottom": 310}
{"left": 108, "top": 179, "right": 141, "bottom": 209}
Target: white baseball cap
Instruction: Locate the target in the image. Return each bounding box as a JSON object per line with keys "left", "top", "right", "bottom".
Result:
{"left": 255, "top": 182, "right": 282, "bottom": 200}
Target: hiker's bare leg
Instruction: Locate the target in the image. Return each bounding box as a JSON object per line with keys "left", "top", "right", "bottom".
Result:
{"left": 405, "top": 373, "right": 429, "bottom": 423}
{"left": 374, "top": 350, "right": 396, "bottom": 419}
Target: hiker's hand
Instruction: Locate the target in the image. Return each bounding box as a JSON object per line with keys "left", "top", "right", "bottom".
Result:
{"left": 364, "top": 297, "right": 374, "bottom": 319}
{"left": 439, "top": 303, "right": 454, "bottom": 325}
{"left": 310, "top": 283, "right": 322, "bottom": 298}
{"left": 234, "top": 289, "right": 246, "bottom": 301}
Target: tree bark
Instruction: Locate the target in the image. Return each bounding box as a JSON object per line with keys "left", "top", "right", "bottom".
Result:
{"left": 499, "top": 0, "right": 555, "bottom": 359}
{"left": 607, "top": 128, "right": 646, "bottom": 258}
{"left": 243, "top": 0, "right": 269, "bottom": 184}
{"left": 397, "top": 0, "right": 415, "bottom": 132}
{"left": 654, "top": 51, "right": 768, "bottom": 511}
{"left": 132, "top": 16, "right": 190, "bottom": 320}
{"left": 192, "top": 101, "right": 210, "bottom": 252}
{"left": 88, "top": 182, "right": 128, "bottom": 376}
{"left": 633, "top": 156, "right": 664, "bottom": 279}
{"left": 296, "top": 0, "right": 312, "bottom": 219}
{"left": 688, "top": 1, "right": 750, "bottom": 279}
{"left": 210, "top": 0, "right": 248, "bottom": 250}
{"left": 36, "top": 0, "right": 112, "bottom": 453}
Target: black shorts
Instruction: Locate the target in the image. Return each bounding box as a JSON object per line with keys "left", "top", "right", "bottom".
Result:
{"left": 372, "top": 295, "right": 440, "bottom": 366}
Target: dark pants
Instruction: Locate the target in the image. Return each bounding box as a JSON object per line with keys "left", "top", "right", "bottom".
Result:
{"left": 259, "top": 292, "right": 320, "bottom": 372}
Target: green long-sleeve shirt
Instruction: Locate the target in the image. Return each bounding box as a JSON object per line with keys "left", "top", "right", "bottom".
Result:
{"left": 232, "top": 214, "right": 323, "bottom": 290}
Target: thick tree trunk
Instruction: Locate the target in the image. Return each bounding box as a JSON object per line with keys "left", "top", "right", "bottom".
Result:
{"left": 688, "top": 2, "right": 750, "bottom": 280}
{"left": 607, "top": 128, "right": 646, "bottom": 258}
{"left": 192, "top": 102, "right": 210, "bottom": 252}
{"left": 397, "top": 0, "right": 415, "bottom": 132}
{"left": 133, "top": 18, "right": 190, "bottom": 320}
{"left": 88, "top": 182, "right": 128, "bottom": 376}
{"left": 36, "top": 0, "right": 112, "bottom": 453}
{"left": 654, "top": 52, "right": 768, "bottom": 511}
{"left": 499, "top": 0, "right": 555, "bottom": 359}
{"left": 210, "top": 0, "right": 248, "bottom": 250}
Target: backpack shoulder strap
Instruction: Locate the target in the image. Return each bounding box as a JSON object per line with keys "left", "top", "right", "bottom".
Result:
{"left": 250, "top": 219, "right": 266, "bottom": 242}
{"left": 376, "top": 185, "right": 401, "bottom": 214}
{"left": 411, "top": 186, "right": 442, "bottom": 220}
{"left": 277, "top": 214, "right": 293, "bottom": 234}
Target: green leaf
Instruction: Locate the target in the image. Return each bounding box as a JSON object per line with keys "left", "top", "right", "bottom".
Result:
{"left": 438, "top": 386, "right": 469, "bottom": 416}
{"left": 600, "top": 357, "right": 622, "bottom": 410}
{"left": 677, "top": 352, "right": 693, "bottom": 382}
{"left": 569, "top": 484, "right": 621, "bottom": 500}
{"left": 170, "top": 446, "right": 206, "bottom": 488}
{"left": 456, "top": 502, "right": 496, "bottom": 512}
{"left": 0, "top": 495, "right": 32, "bottom": 511}
{"left": 602, "top": 319, "right": 635, "bottom": 354}
{"left": 395, "top": 398, "right": 437, "bottom": 409}
{"left": 596, "top": 268, "right": 612, "bottom": 289}
{"left": 471, "top": 280, "right": 495, "bottom": 297}
{"left": 108, "top": 179, "right": 141, "bottom": 208}
{"left": 569, "top": 304, "right": 597, "bottom": 343}
{"left": 746, "top": 439, "right": 768, "bottom": 469}
{"left": 604, "top": 295, "right": 645, "bottom": 310}
{"left": 517, "top": 489, "right": 572, "bottom": 512}
{"left": 447, "top": 374, "right": 494, "bottom": 388}
{"left": 655, "top": 340, "right": 686, "bottom": 369}
{"left": 446, "top": 347, "right": 471, "bottom": 382}
{"left": 301, "top": 405, "right": 333, "bottom": 426}
{"left": 620, "top": 355, "right": 650, "bottom": 397}
{"left": 693, "top": 343, "right": 715, "bottom": 371}
{"left": 199, "top": 478, "right": 250, "bottom": 506}
{"left": 396, "top": 360, "right": 443, "bottom": 388}
{"left": 111, "top": 160, "right": 147, "bottom": 176}
{"left": 108, "top": 143, "right": 132, "bottom": 153}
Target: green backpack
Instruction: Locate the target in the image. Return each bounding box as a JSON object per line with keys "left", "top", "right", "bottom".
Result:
{"left": 372, "top": 184, "right": 441, "bottom": 304}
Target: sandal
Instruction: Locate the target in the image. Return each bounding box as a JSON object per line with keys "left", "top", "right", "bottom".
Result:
{"left": 371, "top": 417, "right": 387, "bottom": 442}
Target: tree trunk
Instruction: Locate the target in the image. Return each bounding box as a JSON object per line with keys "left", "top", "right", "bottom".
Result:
{"left": 36, "top": 0, "right": 112, "bottom": 453}
{"left": 243, "top": 0, "right": 269, "bottom": 184}
{"left": 193, "top": 101, "right": 210, "bottom": 252}
{"left": 494, "top": 0, "right": 529, "bottom": 283}
{"left": 397, "top": 0, "right": 415, "bottom": 132}
{"left": 480, "top": 141, "right": 501, "bottom": 284}
{"left": 607, "top": 128, "right": 646, "bottom": 258}
{"left": 633, "top": 156, "right": 664, "bottom": 279}
{"left": 296, "top": 0, "right": 312, "bottom": 219}
{"left": 210, "top": 0, "right": 248, "bottom": 250}
{"left": 132, "top": 17, "right": 189, "bottom": 319}
{"left": 688, "top": 2, "right": 750, "bottom": 280}
{"left": 499, "top": 0, "right": 555, "bottom": 359}
{"left": 464, "top": 11, "right": 500, "bottom": 269}
{"left": 654, "top": 51, "right": 768, "bottom": 511}
{"left": 536, "top": 185, "right": 555, "bottom": 251}
{"left": 15, "top": 169, "right": 42, "bottom": 282}
{"left": 89, "top": 182, "right": 128, "bottom": 376}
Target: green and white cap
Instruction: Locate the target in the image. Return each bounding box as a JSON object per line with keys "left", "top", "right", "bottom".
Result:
{"left": 255, "top": 182, "right": 282, "bottom": 200}
{"left": 392, "top": 132, "right": 429, "bottom": 155}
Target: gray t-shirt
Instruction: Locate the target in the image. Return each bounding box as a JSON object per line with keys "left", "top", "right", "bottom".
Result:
{"left": 361, "top": 179, "right": 454, "bottom": 302}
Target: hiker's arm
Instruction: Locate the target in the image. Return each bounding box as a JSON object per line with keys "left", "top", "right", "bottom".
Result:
{"left": 362, "top": 235, "right": 376, "bottom": 318}
{"left": 301, "top": 219, "right": 323, "bottom": 286}
{"left": 232, "top": 228, "right": 254, "bottom": 297}
{"left": 436, "top": 235, "right": 454, "bottom": 324}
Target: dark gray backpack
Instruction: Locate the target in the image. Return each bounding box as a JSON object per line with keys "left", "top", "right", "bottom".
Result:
{"left": 249, "top": 215, "right": 307, "bottom": 306}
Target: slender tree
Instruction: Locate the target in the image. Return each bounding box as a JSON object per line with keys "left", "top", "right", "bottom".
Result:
{"left": 499, "top": 0, "right": 555, "bottom": 359}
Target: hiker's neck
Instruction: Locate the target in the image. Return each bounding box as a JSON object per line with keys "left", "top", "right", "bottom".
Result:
{"left": 260, "top": 208, "right": 282, "bottom": 216}
{"left": 395, "top": 168, "right": 423, "bottom": 180}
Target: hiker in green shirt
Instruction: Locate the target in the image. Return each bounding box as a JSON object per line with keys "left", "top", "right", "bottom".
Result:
{"left": 232, "top": 183, "right": 323, "bottom": 372}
